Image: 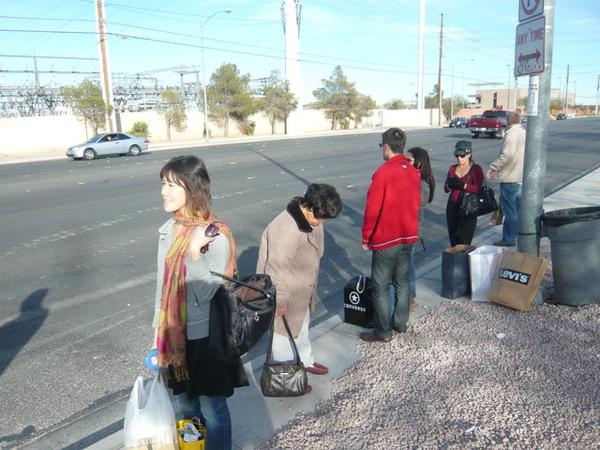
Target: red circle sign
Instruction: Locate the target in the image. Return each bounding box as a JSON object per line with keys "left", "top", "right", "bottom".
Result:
{"left": 521, "top": 0, "right": 542, "bottom": 16}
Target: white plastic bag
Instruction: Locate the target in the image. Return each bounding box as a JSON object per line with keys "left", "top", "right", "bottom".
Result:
{"left": 468, "top": 245, "right": 506, "bottom": 302}
{"left": 123, "top": 374, "right": 178, "bottom": 450}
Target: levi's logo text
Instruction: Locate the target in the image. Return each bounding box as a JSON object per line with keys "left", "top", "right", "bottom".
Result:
{"left": 499, "top": 268, "right": 531, "bottom": 285}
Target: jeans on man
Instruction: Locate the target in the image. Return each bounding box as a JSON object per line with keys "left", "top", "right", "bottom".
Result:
{"left": 500, "top": 182, "right": 522, "bottom": 245}
{"left": 178, "top": 393, "right": 232, "bottom": 450}
{"left": 371, "top": 242, "right": 414, "bottom": 339}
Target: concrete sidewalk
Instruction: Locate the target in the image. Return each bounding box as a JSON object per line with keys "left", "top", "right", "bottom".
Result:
{"left": 85, "top": 167, "right": 600, "bottom": 450}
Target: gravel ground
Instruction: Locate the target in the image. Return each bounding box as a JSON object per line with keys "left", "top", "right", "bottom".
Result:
{"left": 261, "top": 241, "right": 600, "bottom": 449}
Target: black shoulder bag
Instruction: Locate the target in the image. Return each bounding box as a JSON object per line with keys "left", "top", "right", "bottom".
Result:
{"left": 459, "top": 167, "right": 498, "bottom": 218}
{"left": 208, "top": 272, "right": 276, "bottom": 363}
{"left": 260, "top": 315, "right": 309, "bottom": 397}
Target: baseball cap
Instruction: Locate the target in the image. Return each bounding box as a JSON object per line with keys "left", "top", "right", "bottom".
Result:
{"left": 454, "top": 140, "right": 472, "bottom": 156}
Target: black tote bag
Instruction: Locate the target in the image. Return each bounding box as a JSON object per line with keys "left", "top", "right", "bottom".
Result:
{"left": 208, "top": 272, "right": 276, "bottom": 363}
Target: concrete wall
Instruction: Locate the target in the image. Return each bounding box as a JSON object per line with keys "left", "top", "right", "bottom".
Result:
{"left": 0, "top": 108, "right": 438, "bottom": 158}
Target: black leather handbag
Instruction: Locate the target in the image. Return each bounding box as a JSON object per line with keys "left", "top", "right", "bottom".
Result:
{"left": 260, "top": 315, "right": 308, "bottom": 397}
{"left": 208, "top": 272, "right": 276, "bottom": 363}
{"left": 459, "top": 170, "right": 498, "bottom": 218}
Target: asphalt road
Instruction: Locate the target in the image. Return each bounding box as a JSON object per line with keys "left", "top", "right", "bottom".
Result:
{"left": 1, "top": 118, "right": 599, "bottom": 448}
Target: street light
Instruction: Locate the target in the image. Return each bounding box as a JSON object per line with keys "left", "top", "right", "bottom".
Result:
{"left": 200, "top": 8, "right": 232, "bottom": 142}
{"left": 451, "top": 58, "right": 474, "bottom": 118}
{"left": 506, "top": 65, "right": 511, "bottom": 110}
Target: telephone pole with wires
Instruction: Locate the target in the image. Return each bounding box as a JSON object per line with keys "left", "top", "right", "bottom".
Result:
{"left": 437, "top": 13, "right": 444, "bottom": 125}
{"left": 96, "top": 0, "right": 116, "bottom": 132}
{"left": 595, "top": 75, "right": 599, "bottom": 116}
{"left": 281, "top": 0, "right": 303, "bottom": 135}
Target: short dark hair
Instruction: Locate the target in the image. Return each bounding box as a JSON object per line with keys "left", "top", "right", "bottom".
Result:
{"left": 160, "top": 155, "right": 212, "bottom": 219}
{"left": 382, "top": 127, "right": 407, "bottom": 154}
{"left": 301, "top": 183, "right": 342, "bottom": 219}
{"left": 507, "top": 111, "right": 521, "bottom": 125}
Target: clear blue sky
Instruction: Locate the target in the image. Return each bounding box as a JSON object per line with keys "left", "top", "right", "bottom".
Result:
{"left": 1, "top": 0, "right": 599, "bottom": 107}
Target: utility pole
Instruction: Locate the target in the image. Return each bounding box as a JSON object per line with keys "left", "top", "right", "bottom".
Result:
{"left": 564, "top": 65, "right": 569, "bottom": 115}
{"left": 95, "top": 0, "right": 115, "bottom": 132}
{"left": 281, "top": 0, "right": 303, "bottom": 135}
{"left": 417, "top": 0, "right": 425, "bottom": 110}
{"left": 437, "top": 13, "right": 444, "bottom": 126}
{"left": 595, "top": 75, "right": 600, "bottom": 115}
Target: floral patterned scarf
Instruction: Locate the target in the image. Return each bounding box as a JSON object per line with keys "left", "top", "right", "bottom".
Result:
{"left": 156, "top": 210, "right": 237, "bottom": 381}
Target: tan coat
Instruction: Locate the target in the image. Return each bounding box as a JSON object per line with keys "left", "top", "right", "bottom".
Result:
{"left": 256, "top": 197, "right": 324, "bottom": 337}
{"left": 489, "top": 124, "right": 526, "bottom": 183}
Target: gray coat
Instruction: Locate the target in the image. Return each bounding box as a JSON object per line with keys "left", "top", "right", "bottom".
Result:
{"left": 256, "top": 197, "right": 324, "bottom": 337}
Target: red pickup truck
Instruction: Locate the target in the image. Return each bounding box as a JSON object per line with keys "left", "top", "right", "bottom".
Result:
{"left": 468, "top": 109, "right": 511, "bottom": 139}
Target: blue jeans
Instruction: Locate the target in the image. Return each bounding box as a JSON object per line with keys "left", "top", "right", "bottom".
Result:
{"left": 371, "top": 242, "right": 414, "bottom": 339}
{"left": 500, "top": 183, "right": 522, "bottom": 245}
{"left": 408, "top": 245, "right": 417, "bottom": 299}
{"left": 394, "top": 247, "right": 416, "bottom": 312}
{"left": 178, "top": 393, "right": 232, "bottom": 450}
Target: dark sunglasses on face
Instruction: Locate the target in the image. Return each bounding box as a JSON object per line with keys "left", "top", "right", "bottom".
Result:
{"left": 406, "top": 158, "right": 414, "bottom": 163}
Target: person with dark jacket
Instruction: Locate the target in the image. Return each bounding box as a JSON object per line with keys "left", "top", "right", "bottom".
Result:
{"left": 360, "top": 128, "right": 421, "bottom": 342}
{"left": 444, "top": 140, "right": 484, "bottom": 246}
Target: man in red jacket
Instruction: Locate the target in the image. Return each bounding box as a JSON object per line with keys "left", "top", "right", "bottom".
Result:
{"left": 360, "top": 127, "right": 421, "bottom": 342}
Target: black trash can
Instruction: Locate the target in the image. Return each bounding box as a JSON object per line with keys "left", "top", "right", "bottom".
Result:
{"left": 542, "top": 206, "right": 600, "bottom": 306}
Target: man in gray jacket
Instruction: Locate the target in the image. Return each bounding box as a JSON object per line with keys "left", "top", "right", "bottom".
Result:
{"left": 486, "top": 111, "right": 526, "bottom": 246}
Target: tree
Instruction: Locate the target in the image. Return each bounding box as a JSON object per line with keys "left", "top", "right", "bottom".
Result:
{"left": 353, "top": 93, "right": 376, "bottom": 128}
{"left": 312, "top": 65, "right": 359, "bottom": 130}
{"left": 157, "top": 90, "right": 187, "bottom": 141}
{"left": 425, "top": 84, "right": 440, "bottom": 109}
{"left": 550, "top": 99, "right": 563, "bottom": 113}
{"left": 384, "top": 99, "right": 407, "bottom": 110}
{"left": 206, "top": 63, "right": 257, "bottom": 136}
{"left": 62, "top": 79, "right": 111, "bottom": 136}
{"left": 129, "top": 121, "right": 150, "bottom": 137}
{"left": 257, "top": 70, "right": 298, "bottom": 134}
{"left": 449, "top": 95, "right": 469, "bottom": 117}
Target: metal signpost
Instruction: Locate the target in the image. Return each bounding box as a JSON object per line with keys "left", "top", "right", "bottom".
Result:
{"left": 515, "top": 0, "right": 554, "bottom": 262}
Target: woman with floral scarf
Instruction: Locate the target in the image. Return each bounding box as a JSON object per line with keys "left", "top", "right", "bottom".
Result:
{"left": 151, "top": 155, "right": 247, "bottom": 450}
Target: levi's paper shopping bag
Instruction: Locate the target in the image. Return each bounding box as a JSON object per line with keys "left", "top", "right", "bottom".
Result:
{"left": 441, "top": 245, "right": 477, "bottom": 299}
{"left": 468, "top": 246, "right": 506, "bottom": 302}
{"left": 486, "top": 251, "right": 550, "bottom": 311}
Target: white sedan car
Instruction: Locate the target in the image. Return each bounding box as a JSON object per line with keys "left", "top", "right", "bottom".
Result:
{"left": 66, "top": 133, "right": 149, "bottom": 160}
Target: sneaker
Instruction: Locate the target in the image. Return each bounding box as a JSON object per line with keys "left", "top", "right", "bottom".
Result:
{"left": 305, "top": 362, "right": 329, "bottom": 375}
